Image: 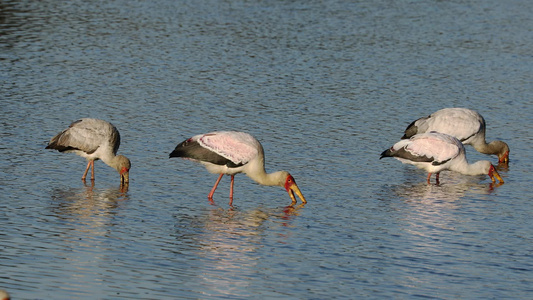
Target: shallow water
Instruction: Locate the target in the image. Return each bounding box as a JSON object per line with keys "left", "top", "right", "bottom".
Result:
{"left": 1, "top": 0, "right": 532, "bottom": 299}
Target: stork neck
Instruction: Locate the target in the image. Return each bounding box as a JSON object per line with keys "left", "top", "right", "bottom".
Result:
{"left": 472, "top": 140, "right": 505, "bottom": 156}
{"left": 248, "top": 169, "right": 283, "bottom": 186}
{"left": 449, "top": 159, "right": 489, "bottom": 176}
{"left": 100, "top": 152, "right": 119, "bottom": 168}
{"left": 244, "top": 159, "right": 285, "bottom": 187}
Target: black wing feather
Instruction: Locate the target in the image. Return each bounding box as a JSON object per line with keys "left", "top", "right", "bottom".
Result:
{"left": 402, "top": 115, "right": 429, "bottom": 139}
{"left": 380, "top": 147, "right": 451, "bottom": 166}
{"left": 169, "top": 139, "right": 244, "bottom": 168}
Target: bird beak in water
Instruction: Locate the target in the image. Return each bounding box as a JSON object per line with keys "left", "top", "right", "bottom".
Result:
{"left": 120, "top": 167, "right": 129, "bottom": 184}
{"left": 489, "top": 165, "right": 504, "bottom": 184}
{"left": 499, "top": 151, "right": 509, "bottom": 164}
{"left": 285, "top": 176, "right": 307, "bottom": 205}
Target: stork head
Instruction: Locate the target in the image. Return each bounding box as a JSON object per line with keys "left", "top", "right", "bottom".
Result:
{"left": 115, "top": 155, "right": 131, "bottom": 184}
{"left": 497, "top": 141, "right": 510, "bottom": 164}
{"left": 488, "top": 164, "right": 504, "bottom": 184}
{"left": 281, "top": 172, "right": 307, "bottom": 205}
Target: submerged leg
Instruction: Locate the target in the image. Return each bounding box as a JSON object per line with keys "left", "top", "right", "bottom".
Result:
{"left": 229, "top": 175, "right": 235, "bottom": 206}
{"left": 208, "top": 174, "right": 224, "bottom": 200}
{"left": 435, "top": 173, "right": 440, "bottom": 184}
{"left": 82, "top": 160, "right": 92, "bottom": 181}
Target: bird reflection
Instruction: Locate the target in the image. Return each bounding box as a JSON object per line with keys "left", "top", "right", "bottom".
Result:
{"left": 50, "top": 183, "right": 129, "bottom": 236}
{"left": 46, "top": 183, "right": 129, "bottom": 293}
{"left": 496, "top": 161, "right": 509, "bottom": 172}
{"left": 172, "top": 202, "right": 304, "bottom": 298}
{"left": 379, "top": 170, "right": 506, "bottom": 248}
{"left": 391, "top": 174, "right": 499, "bottom": 207}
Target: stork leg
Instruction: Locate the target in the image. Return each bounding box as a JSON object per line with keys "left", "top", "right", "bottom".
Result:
{"left": 208, "top": 174, "right": 224, "bottom": 200}
{"left": 82, "top": 160, "right": 92, "bottom": 181}
{"left": 435, "top": 173, "right": 440, "bottom": 185}
{"left": 229, "top": 175, "right": 235, "bottom": 206}
{"left": 90, "top": 160, "right": 95, "bottom": 180}
{"left": 426, "top": 173, "right": 432, "bottom": 184}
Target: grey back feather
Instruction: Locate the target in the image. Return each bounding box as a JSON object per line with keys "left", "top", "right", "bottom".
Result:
{"left": 46, "top": 119, "right": 120, "bottom": 155}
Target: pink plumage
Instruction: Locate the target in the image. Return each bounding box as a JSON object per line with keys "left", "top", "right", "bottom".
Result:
{"left": 170, "top": 131, "right": 306, "bottom": 206}
{"left": 396, "top": 133, "right": 461, "bottom": 163}
{"left": 197, "top": 131, "right": 259, "bottom": 166}
{"left": 402, "top": 108, "right": 510, "bottom": 163}
{"left": 381, "top": 131, "right": 504, "bottom": 184}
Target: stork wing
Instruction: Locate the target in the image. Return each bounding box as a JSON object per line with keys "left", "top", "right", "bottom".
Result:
{"left": 47, "top": 119, "right": 118, "bottom": 154}
{"left": 407, "top": 133, "right": 461, "bottom": 164}
{"left": 402, "top": 115, "right": 430, "bottom": 139}
{"left": 426, "top": 108, "right": 484, "bottom": 142}
{"left": 198, "top": 132, "right": 259, "bottom": 165}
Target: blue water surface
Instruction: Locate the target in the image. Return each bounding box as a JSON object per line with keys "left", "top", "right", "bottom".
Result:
{"left": 1, "top": 0, "right": 531, "bottom": 299}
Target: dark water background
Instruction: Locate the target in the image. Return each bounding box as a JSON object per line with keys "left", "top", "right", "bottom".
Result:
{"left": 1, "top": 0, "right": 531, "bottom": 299}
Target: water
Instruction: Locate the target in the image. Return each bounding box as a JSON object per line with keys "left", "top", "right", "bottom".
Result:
{"left": 1, "top": 0, "right": 532, "bottom": 299}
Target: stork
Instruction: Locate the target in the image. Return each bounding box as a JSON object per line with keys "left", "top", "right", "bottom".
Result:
{"left": 169, "top": 131, "right": 306, "bottom": 206}
{"left": 381, "top": 131, "right": 504, "bottom": 184}
{"left": 46, "top": 118, "right": 130, "bottom": 185}
{"left": 402, "top": 108, "right": 509, "bottom": 163}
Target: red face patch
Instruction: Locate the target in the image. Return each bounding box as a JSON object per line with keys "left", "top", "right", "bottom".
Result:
{"left": 488, "top": 165, "right": 495, "bottom": 176}
{"left": 499, "top": 151, "right": 510, "bottom": 163}
{"left": 120, "top": 167, "right": 129, "bottom": 175}
{"left": 284, "top": 175, "right": 295, "bottom": 191}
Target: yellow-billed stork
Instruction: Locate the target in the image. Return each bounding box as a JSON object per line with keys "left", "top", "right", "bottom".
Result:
{"left": 381, "top": 131, "right": 504, "bottom": 184}
{"left": 402, "top": 108, "right": 509, "bottom": 163}
{"left": 169, "top": 131, "right": 307, "bottom": 206}
{"left": 46, "top": 118, "right": 131, "bottom": 184}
